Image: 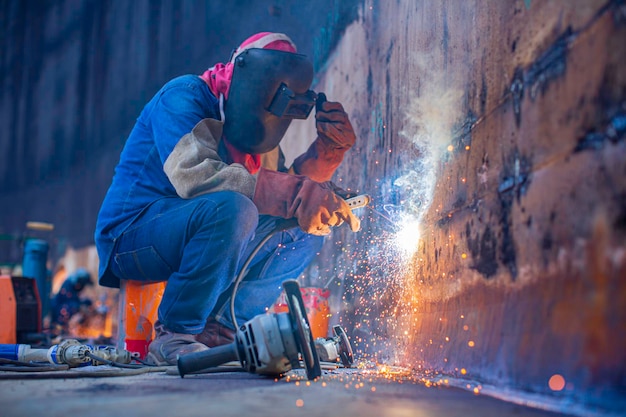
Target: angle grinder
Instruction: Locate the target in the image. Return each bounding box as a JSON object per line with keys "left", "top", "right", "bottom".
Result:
{"left": 315, "top": 325, "right": 354, "bottom": 368}
{"left": 178, "top": 279, "right": 321, "bottom": 379}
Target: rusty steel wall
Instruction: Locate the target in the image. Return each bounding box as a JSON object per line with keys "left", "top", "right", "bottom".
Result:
{"left": 286, "top": 0, "right": 625, "bottom": 414}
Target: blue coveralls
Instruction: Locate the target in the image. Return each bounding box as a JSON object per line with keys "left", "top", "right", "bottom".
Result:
{"left": 95, "top": 75, "right": 322, "bottom": 333}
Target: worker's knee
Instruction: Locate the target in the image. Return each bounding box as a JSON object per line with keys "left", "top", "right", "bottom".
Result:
{"left": 191, "top": 191, "right": 258, "bottom": 237}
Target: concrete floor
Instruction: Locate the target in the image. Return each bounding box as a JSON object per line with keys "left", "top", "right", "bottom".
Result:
{"left": 0, "top": 366, "right": 574, "bottom": 417}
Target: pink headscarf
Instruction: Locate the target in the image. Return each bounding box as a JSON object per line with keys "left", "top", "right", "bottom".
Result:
{"left": 199, "top": 33, "right": 297, "bottom": 173}
{"left": 200, "top": 32, "right": 297, "bottom": 100}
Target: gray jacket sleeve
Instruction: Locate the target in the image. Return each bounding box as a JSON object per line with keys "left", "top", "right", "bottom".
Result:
{"left": 164, "top": 118, "right": 256, "bottom": 199}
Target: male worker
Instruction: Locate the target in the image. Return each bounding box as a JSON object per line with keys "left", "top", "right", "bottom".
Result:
{"left": 95, "top": 32, "right": 360, "bottom": 365}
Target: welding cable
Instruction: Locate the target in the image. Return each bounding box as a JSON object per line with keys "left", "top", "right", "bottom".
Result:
{"left": 0, "top": 355, "right": 169, "bottom": 379}
{"left": 229, "top": 218, "right": 298, "bottom": 330}
{"left": 132, "top": 356, "right": 160, "bottom": 366}
{"left": 85, "top": 352, "right": 147, "bottom": 369}
{"left": 0, "top": 365, "right": 169, "bottom": 380}
{"left": 0, "top": 357, "right": 70, "bottom": 372}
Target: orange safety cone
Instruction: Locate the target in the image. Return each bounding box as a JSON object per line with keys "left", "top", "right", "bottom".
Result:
{"left": 117, "top": 280, "right": 166, "bottom": 359}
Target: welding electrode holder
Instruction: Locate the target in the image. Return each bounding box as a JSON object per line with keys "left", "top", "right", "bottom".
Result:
{"left": 272, "top": 194, "right": 370, "bottom": 231}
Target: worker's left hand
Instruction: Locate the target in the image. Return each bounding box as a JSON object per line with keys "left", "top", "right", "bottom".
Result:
{"left": 291, "top": 94, "right": 356, "bottom": 183}
{"left": 315, "top": 96, "right": 356, "bottom": 150}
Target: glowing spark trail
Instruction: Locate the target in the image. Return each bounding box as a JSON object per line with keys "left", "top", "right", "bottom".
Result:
{"left": 339, "top": 50, "right": 465, "bottom": 370}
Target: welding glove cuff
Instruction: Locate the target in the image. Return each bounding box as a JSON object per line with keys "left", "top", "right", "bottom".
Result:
{"left": 292, "top": 100, "right": 356, "bottom": 183}
{"left": 253, "top": 167, "right": 360, "bottom": 236}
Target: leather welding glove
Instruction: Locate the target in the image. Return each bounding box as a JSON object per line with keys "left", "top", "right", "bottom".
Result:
{"left": 292, "top": 94, "right": 356, "bottom": 183}
{"left": 253, "top": 167, "right": 360, "bottom": 236}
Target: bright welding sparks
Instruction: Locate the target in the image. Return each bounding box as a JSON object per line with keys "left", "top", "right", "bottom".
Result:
{"left": 392, "top": 214, "right": 421, "bottom": 256}
{"left": 337, "top": 48, "right": 467, "bottom": 379}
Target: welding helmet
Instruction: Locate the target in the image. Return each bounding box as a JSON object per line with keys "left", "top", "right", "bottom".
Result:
{"left": 223, "top": 48, "right": 315, "bottom": 154}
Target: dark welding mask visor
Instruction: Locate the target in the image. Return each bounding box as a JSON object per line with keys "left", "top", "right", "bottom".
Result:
{"left": 224, "top": 48, "right": 314, "bottom": 154}
{"left": 268, "top": 84, "right": 316, "bottom": 119}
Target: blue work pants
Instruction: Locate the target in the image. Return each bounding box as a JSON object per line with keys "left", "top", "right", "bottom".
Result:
{"left": 109, "top": 191, "right": 323, "bottom": 333}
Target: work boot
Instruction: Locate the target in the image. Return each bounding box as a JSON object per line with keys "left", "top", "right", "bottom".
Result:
{"left": 146, "top": 321, "right": 209, "bottom": 365}
{"left": 195, "top": 317, "right": 236, "bottom": 348}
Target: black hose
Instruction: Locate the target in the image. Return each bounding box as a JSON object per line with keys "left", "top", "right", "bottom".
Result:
{"left": 175, "top": 219, "right": 298, "bottom": 378}
{"left": 228, "top": 218, "right": 298, "bottom": 330}
{"left": 0, "top": 366, "right": 167, "bottom": 380}
{"left": 0, "top": 357, "right": 69, "bottom": 372}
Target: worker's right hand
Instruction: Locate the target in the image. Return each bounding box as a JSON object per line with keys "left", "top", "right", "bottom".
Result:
{"left": 293, "top": 180, "right": 360, "bottom": 236}
{"left": 253, "top": 168, "right": 360, "bottom": 236}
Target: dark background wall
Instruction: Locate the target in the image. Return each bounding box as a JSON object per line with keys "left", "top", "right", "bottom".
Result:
{"left": 0, "top": 0, "right": 359, "bottom": 263}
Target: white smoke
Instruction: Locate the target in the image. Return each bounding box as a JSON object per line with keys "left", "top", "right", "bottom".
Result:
{"left": 394, "top": 52, "right": 465, "bottom": 228}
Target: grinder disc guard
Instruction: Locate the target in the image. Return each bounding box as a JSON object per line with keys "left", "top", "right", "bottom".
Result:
{"left": 284, "top": 280, "right": 322, "bottom": 380}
